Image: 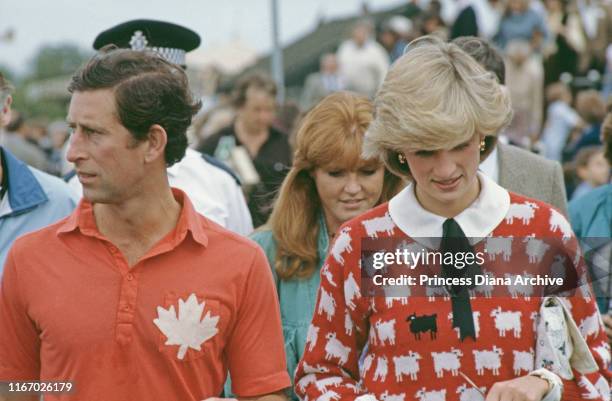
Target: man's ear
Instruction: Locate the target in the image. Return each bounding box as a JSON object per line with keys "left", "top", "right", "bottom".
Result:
{"left": 143, "top": 124, "right": 168, "bottom": 164}
{"left": 1, "top": 95, "right": 12, "bottom": 128}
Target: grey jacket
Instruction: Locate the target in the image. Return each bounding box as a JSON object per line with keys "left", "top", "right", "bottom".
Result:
{"left": 497, "top": 143, "right": 568, "bottom": 216}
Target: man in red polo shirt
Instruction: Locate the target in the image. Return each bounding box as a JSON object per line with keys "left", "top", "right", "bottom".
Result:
{"left": 0, "top": 47, "right": 290, "bottom": 401}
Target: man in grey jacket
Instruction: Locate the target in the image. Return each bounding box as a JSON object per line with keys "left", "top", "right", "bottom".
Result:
{"left": 453, "top": 36, "right": 568, "bottom": 216}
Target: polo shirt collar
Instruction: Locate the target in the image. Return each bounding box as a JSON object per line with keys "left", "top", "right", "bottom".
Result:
{"left": 388, "top": 172, "right": 510, "bottom": 248}
{"left": 173, "top": 188, "right": 208, "bottom": 247}
{"left": 57, "top": 188, "right": 208, "bottom": 248}
{"left": 0, "top": 147, "right": 48, "bottom": 218}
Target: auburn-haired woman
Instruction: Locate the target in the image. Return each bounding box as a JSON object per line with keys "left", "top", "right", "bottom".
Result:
{"left": 252, "top": 91, "right": 403, "bottom": 399}
{"left": 295, "top": 36, "right": 610, "bottom": 401}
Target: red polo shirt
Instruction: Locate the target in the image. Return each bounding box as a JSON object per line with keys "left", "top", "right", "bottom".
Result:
{"left": 0, "top": 188, "right": 290, "bottom": 401}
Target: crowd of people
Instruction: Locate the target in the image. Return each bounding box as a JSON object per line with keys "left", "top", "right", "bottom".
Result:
{"left": 2, "top": 0, "right": 612, "bottom": 221}
{"left": 195, "top": 0, "right": 612, "bottom": 211}
{"left": 0, "top": 2, "right": 611, "bottom": 400}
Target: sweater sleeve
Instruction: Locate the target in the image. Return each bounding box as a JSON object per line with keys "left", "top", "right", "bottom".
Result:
{"left": 562, "top": 288, "right": 611, "bottom": 399}
{"left": 552, "top": 224, "right": 612, "bottom": 400}
{"left": 294, "top": 224, "right": 371, "bottom": 401}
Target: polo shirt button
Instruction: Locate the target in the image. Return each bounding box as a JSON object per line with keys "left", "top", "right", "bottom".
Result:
{"left": 126, "top": 273, "right": 134, "bottom": 281}
{"left": 122, "top": 305, "right": 131, "bottom": 312}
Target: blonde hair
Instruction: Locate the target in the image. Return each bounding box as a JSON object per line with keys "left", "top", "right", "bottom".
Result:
{"left": 268, "top": 92, "right": 403, "bottom": 280}
{"left": 363, "top": 36, "right": 513, "bottom": 179}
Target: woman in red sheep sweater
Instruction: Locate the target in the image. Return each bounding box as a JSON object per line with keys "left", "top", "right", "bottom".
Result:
{"left": 294, "top": 36, "right": 611, "bottom": 401}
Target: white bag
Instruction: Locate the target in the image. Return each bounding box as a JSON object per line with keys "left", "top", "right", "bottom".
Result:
{"left": 535, "top": 296, "right": 599, "bottom": 380}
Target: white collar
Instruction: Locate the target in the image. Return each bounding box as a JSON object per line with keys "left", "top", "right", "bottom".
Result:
{"left": 479, "top": 145, "right": 499, "bottom": 183}
{"left": 388, "top": 172, "right": 510, "bottom": 248}
{"left": 166, "top": 148, "right": 198, "bottom": 178}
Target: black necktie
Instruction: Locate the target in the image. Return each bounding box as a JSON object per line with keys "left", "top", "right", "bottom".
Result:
{"left": 441, "top": 218, "right": 480, "bottom": 341}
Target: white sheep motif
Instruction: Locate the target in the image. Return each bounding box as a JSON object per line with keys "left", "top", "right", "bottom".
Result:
{"left": 393, "top": 351, "right": 422, "bottom": 381}
{"left": 457, "top": 384, "right": 485, "bottom": 401}
{"left": 373, "top": 356, "right": 388, "bottom": 382}
{"left": 344, "top": 272, "right": 360, "bottom": 310}
{"left": 485, "top": 236, "right": 513, "bottom": 261}
{"left": 512, "top": 349, "right": 534, "bottom": 375}
{"left": 324, "top": 332, "right": 350, "bottom": 365}
{"left": 579, "top": 312, "right": 601, "bottom": 339}
{"left": 303, "top": 361, "right": 329, "bottom": 374}
{"left": 315, "top": 377, "right": 343, "bottom": 393}
{"left": 593, "top": 342, "right": 611, "bottom": 367}
{"left": 415, "top": 388, "right": 446, "bottom": 401}
{"left": 321, "top": 263, "right": 337, "bottom": 287}
{"left": 331, "top": 227, "right": 353, "bottom": 265}
{"left": 504, "top": 272, "right": 534, "bottom": 299}
{"left": 549, "top": 208, "right": 573, "bottom": 242}
{"left": 306, "top": 324, "right": 319, "bottom": 352}
{"left": 361, "top": 213, "right": 395, "bottom": 238}
{"left": 506, "top": 201, "right": 539, "bottom": 225}
{"left": 490, "top": 307, "right": 522, "bottom": 337}
{"left": 431, "top": 348, "right": 463, "bottom": 378}
{"left": 473, "top": 346, "right": 504, "bottom": 376}
{"left": 375, "top": 318, "right": 396, "bottom": 346}
{"left": 380, "top": 391, "right": 406, "bottom": 401}
{"left": 318, "top": 288, "right": 336, "bottom": 321}
{"left": 344, "top": 312, "right": 354, "bottom": 336}
{"left": 361, "top": 354, "right": 375, "bottom": 377}
{"left": 523, "top": 235, "right": 551, "bottom": 264}
{"left": 473, "top": 270, "right": 495, "bottom": 298}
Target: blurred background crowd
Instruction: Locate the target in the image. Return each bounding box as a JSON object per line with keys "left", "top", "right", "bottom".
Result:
{"left": 0, "top": 0, "right": 611, "bottom": 213}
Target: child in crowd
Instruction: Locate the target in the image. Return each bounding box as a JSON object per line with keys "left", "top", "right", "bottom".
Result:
{"left": 570, "top": 145, "right": 610, "bottom": 200}
{"left": 539, "top": 82, "right": 583, "bottom": 162}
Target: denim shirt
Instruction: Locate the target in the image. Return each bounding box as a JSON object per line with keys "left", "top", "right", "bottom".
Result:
{"left": 0, "top": 147, "right": 77, "bottom": 273}
{"left": 569, "top": 184, "right": 612, "bottom": 312}
{"left": 245, "top": 218, "right": 329, "bottom": 399}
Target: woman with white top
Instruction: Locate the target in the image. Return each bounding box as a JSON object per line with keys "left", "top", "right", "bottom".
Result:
{"left": 294, "top": 36, "right": 610, "bottom": 401}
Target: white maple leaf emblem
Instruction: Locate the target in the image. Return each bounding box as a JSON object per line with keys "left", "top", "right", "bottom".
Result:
{"left": 153, "top": 293, "right": 219, "bottom": 360}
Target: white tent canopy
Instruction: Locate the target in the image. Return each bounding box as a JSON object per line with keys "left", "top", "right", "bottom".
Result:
{"left": 186, "top": 39, "right": 258, "bottom": 75}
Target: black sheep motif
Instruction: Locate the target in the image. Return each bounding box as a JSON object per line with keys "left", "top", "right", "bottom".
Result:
{"left": 406, "top": 313, "right": 437, "bottom": 340}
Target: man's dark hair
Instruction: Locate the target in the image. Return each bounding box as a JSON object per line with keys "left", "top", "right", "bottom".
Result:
{"left": 452, "top": 36, "right": 506, "bottom": 85}
{"left": 232, "top": 72, "right": 277, "bottom": 108}
{"left": 68, "top": 46, "right": 201, "bottom": 166}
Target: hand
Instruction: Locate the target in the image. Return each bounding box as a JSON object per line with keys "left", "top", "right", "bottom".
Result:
{"left": 485, "top": 375, "right": 549, "bottom": 401}
{"left": 602, "top": 314, "right": 612, "bottom": 345}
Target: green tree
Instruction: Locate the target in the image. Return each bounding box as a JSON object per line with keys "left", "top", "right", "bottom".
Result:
{"left": 11, "top": 43, "right": 92, "bottom": 120}
{"left": 30, "top": 43, "right": 91, "bottom": 80}
{"left": 0, "top": 64, "right": 15, "bottom": 82}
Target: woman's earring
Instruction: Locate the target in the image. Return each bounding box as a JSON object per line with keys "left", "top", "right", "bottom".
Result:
{"left": 479, "top": 139, "right": 486, "bottom": 152}
{"left": 398, "top": 153, "right": 406, "bottom": 164}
